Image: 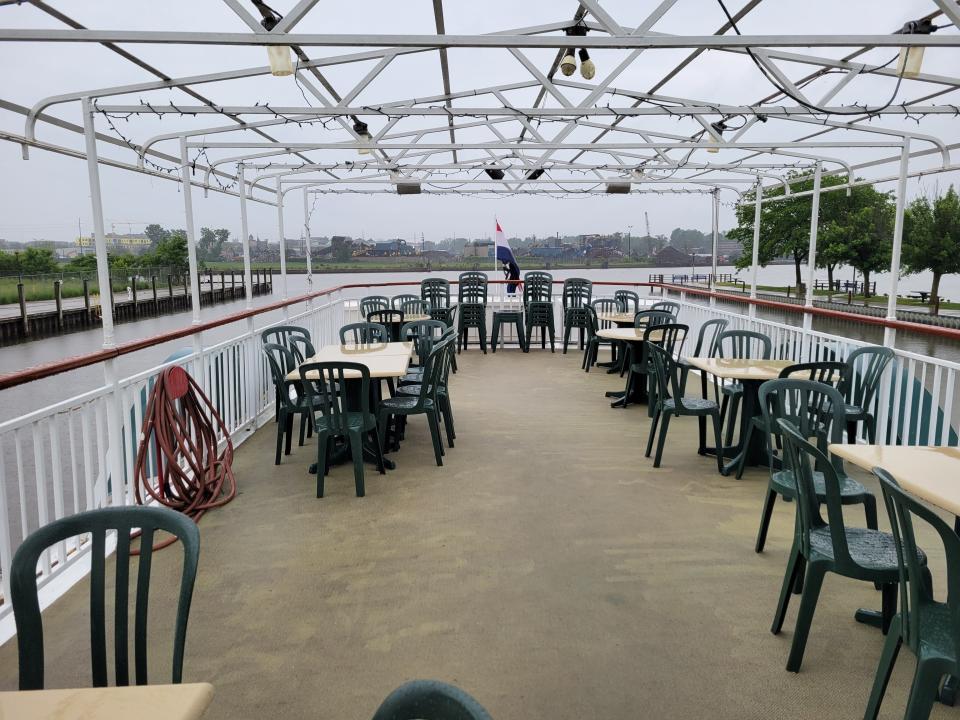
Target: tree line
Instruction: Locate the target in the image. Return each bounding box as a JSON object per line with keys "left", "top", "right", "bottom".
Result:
{"left": 728, "top": 173, "right": 960, "bottom": 309}
{"left": 0, "top": 223, "right": 231, "bottom": 277}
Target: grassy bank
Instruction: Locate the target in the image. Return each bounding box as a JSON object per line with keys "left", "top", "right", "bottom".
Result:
{"left": 715, "top": 282, "right": 960, "bottom": 311}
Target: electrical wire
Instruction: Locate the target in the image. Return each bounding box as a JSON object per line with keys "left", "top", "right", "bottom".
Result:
{"left": 715, "top": 0, "right": 908, "bottom": 116}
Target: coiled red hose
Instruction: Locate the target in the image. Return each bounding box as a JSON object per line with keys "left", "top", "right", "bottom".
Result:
{"left": 133, "top": 365, "right": 236, "bottom": 550}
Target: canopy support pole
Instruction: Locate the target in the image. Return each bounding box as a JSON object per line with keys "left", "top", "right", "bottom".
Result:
{"left": 749, "top": 181, "right": 762, "bottom": 319}
{"left": 884, "top": 139, "right": 911, "bottom": 348}
{"left": 303, "top": 187, "right": 313, "bottom": 300}
{"left": 276, "top": 178, "right": 289, "bottom": 319}
{"left": 710, "top": 188, "right": 719, "bottom": 308}
{"left": 238, "top": 164, "right": 253, "bottom": 311}
{"left": 802, "top": 161, "right": 822, "bottom": 332}
{"left": 83, "top": 96, "right": 125, "bottom": 505}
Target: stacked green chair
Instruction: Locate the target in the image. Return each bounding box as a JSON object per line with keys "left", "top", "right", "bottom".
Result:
{"left": 752, "top": 374, "right": 879, "bottom": 554}
{"left": 582, "top": 300, "right": 618, "bottom": 371}
{"left": 735, "top": 360, "right": 849, "bottom": 480}
{"left": 651, "top": 300, "right": 681, "bottom": 317}
{"left": 523, "top": 272, "right": 555, "bottom": 352}
{"left": 391, "top": 294, "right": 420, "bottom": 311}
{"left": 561, "top": 277, "right": 593, "bottom": 354}
{"left": 11, "top": 506, "right": 199, "bottom": 689}
{"left": 772, "top": 414, "right": 925, "bottom": 672}
{"left": 618, "top": 310, "right": 675, "bottom": 408}
{"left": 379, "top": 339, "right": 448, "bottom": 466}
{"left": 261, "top": 325, "right": 315, "bottom": 422}
{"left": 865, "top": 469, "right": 952, "bottom": 720}
{"left": 360, "top": 295, "right": 390, "bottom": 319}
{"left": 613, "top": 289, "right": 640, "bottom": 313}
{"left": 715, "top": 329, "right": 772, "bottom": 446}
{"left": 340, "top": 322, "right": 388, "bottom": 344}
{"left": 457, "top": 279, "right": 487, "bottom": 354}
{"left": 421, "top": 278, "right": 453, "bottom": 322}
{"left": 646, "top": 340, "right": 724, "bottom": 470}
{"left": 299, "top": 361, "right": 385, "bottom": 498}
{"left": 839, "top": 345, "right": 894, "bottom": 443}
{"left": 263, "top": 343, "right": 317, "bottom": 463}
{"left": 398, "top": 330, "right": 457, "bottom": 448}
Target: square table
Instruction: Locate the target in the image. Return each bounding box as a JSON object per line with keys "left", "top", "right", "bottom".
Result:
{"left": 289, "top": 342, "right": 414, "bottom": 470}
{"left": 596, "top": 327, "right": 668, "bottom": 406}
{"left": 0, "top": 683, "right": 214, "bottom": 720}
{"left": 828, "top": 444, "right": 960, "bottom": 518}
{"left": 684, "top": 358, "right": 794, "bottom": 475}
{"left": 596, "top": 312, "right": 636, "bottom": 327}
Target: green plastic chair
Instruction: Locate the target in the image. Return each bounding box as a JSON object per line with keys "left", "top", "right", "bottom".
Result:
{"left": 583, "top": 299, "right": 621, "bottom": 371}
{"left": 457, "top": 302, "right": 487, "bottom": 354}
{"left": 391, "top": 293, "right": 420, "bottom": 310}
{"left": 367, "top": 309, "right": 405, "bottom": 341}
{"left": 339, "top": 322, "right": 388, "bottom": 344}
{"left": 715, "top": 329, "right": 772, "bottom": 446}
{"left": 522, "top": 271, "right": 553, "bottom": 303}
{"left": 260, "top": 325, "right": 315, "bottom": 362}
{"left": 772, "top": 417, "right": 926, "bottom": 672}
{"left": 618, "top": 310, "right": 675, "bottom": 407}
{"left": 753, "top": 377, "right": 878, "bottom": 554}
{"left": 562, "top": 278, "right": 593, "bottom": 354}
{"left": 360, "top": 295, "right": 390, "bottom": 318}
{"left": 401, "top": 299, "right": 431, "bottom": 317}
{"left": 398, "top": 331, "right": 457, "bottom": 447}
{"left": 263, "top": 343, "right": 316, "bottom": 463}
{"left": 839, "top": 345, "right": 895, "bottom": 443}
{"left": 400, "top": 319, "right": 448, "bottom": 381}
{"left": 458, "top": 272, "right": 489, "bottom": 306}
{"left": 11, "top": 506, "right": 200, "bottom": 690}
{"left": 865, "top": 468, "right": 950, "bottom": 720}
{"left": 299, "top": 361, "right": 385, "bottom": 498}
{"left": 421, "top": 279, "right": 453, "bottom": 325}
{"left": 646, "top": 341, "right": 724, "bottom": 470}
{"left": 613, "top": 289, "right": 639, "bottom": 313}
{"left": 371, "top": 680, "right": 492, "bottom": 720}
{"left": 735, "top": 360, "right": 850, "bottom": 481}
{"left": 379, "top": 340, "right": 448, "bottom": 466}
{"left": 650, "top": 300, "right": 680, "bottom": 317}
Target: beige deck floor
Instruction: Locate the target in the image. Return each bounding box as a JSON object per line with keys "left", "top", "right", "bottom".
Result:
{"left": 0, "top": 349, "right": 953, "bottom": 719}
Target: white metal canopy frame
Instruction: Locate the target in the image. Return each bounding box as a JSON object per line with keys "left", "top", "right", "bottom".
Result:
{"left": 2, "top": 0, "right": 960, "bottom": 353}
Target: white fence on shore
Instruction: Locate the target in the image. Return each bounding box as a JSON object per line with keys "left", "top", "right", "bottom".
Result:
{"left": 0, "top": 281, "right": 957, "bottom": 636}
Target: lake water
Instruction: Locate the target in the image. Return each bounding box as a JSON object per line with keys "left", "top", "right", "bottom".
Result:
{"left": 1, "top": 264, "right": 958, "bottom": 424}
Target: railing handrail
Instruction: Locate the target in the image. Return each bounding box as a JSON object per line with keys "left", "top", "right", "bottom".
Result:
{"left": 3, "top": 276, "right": 960, "bottom": 391}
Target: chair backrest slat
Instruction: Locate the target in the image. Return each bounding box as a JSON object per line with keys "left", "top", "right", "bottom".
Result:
{"left": 114, "top": 529, "right": 132, "bottom": 685}
{"left": 90, "top": 529, "right": 107, "bottom": 686}
{"left": 134, "top": 527, "right": 155, "bottom": 685}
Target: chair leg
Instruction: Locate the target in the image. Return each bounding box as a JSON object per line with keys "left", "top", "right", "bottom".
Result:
{"left": 865, "top": 415, "right": 877, "bottom": 444}
{"left": 275, "top": 411, "right": 286, "bottom": 465}
{"left": 298, "top": 413, "right": 307, "bottom": 447}
{"left": 735, "top": 421, "right": 754, "bottom": 480}
{"left": 315, "top": 430, "right": 329, "bottom": 498}
{"left": 284, "top": 414, "right": 294, "bottom": 456}
{"left": 348, "top": 429, "right": 365, "bottom": 497}
{"left": 548, "top": 320, "right": 555, "bottom": 353}
{"left": 653, "top": 412, "right": 671, "bottom": 468}
{"left": 562, "top": 321, "right": 571, "bottom": 354}
{"left": 786, "top": 563, "right": 827, "bottom": 672}
{"left": 378, "top": 410, "right": 390, "bottom": 454}
{"left": 371, "top": 429, "right": 386, "bottom": 475}
{"left": 846, "top": 419, "right": 857, "bottom": 444}
{"left": 710, "top": 411, "right": 724, "bottom": 474}
{"left": 697, "top": 416, "right": 706, "bottom": 455}
{"left": 772, "top": 542, "right": 803, "bottom": 635}
{"left": 440, "top": 397, "right": 455, "bottom": 448}
{"left": 903, "top": 658, "right": 946, "bottom": 720}
{"left": 755, "top": 488, "right": 778, "bottom": 553}
{"left": 863, "top": 493, "right": 879, "bottom": 531}
{"left": 881, "top": 583, "right": 897, "bottom": 634}
{"left": 863, "top": 617, "right": 903, "bottom": 720}
{"left": 645, "top": 408, "right": 661, "bottom": 458}
{"left": 426, "top": 409, "right": 444, "bottom": 467}
{"left": 724, "top": 395, "right": 740, "bottom": 447}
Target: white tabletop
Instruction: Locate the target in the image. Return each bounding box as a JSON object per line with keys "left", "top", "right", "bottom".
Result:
{"left": 287, "top": 342, "right": 413, "bottom": 380}
{"left": 684, "top": 358, "right": 793, "bottom": 381}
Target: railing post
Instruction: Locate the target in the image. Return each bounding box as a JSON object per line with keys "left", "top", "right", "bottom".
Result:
{"left": 54, "top": 279, "right": 63, "bottom": 329}
{"left": 17, "top": 282, "right": 29, "bottom": 338}
{"left": 83, "top": 96, "right": 125, "bottom": 506}
{"left": 884, "top": 139, "right": 911, "bottom": 349}
{"left": 238, "top": 164, "right": 256, "bottom": 427}
{"left": 276, "top": 178, "right": 290, "bottom": 320}
{"left": 303, "top": 187, "right": 314, "bottom": 304}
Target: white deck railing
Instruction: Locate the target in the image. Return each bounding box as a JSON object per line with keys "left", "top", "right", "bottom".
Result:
{"left": 0, "top": 281, "right": 957, "bottom": 638}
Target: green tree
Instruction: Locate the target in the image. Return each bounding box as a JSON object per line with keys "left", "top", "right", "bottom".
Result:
{"left": 19, "top": 247, "right": 59, "bottom": 274}
{"left": 197, "top": 227, "right": 229, "bottom": 262}
{"left": 844, "top": 190, "right": 894, "bottom": 298}
{"left": 65, "top": 254, "right": 99, "bottom": 272}
{"left": 903, "top": 186, "right": 960, "bottom": 314}
{"left": 0, "top": 250, "right": 20, "bottom": 274}
{"left": 144, "top": 223, "right": 170, "bottom": 247}
{"left": 152, "top": 231, "right": 189, "bottom": 269}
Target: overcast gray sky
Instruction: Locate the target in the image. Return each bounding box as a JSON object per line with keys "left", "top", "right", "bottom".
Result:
{"left": 1, "top": 0, "right": 957, "bottom": 245}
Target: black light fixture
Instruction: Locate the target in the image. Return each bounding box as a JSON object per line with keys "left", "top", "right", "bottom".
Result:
{"left": 707, "top": 119, "right": 728, "bottom": 154}
{"left": 605, "top": 182, "right": 631, "bottom": 194}
{"left": 897, "top": 18, "right": 938, "bottom": 77}
{"left": 484, "top": 168, "right": 505, "bottom": 180}
{"left": 396, "top": 182, "right": 422, "bottom": 195}
{"left": 251, "top": 0, "right": 293, "bottom": 76}
{"left": 525, "top": 168, "right": 545, "bottom": 180}
{"left": 352, "top": 120, "right": 373, "bottom": 155}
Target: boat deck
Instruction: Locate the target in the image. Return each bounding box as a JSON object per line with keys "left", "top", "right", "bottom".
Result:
{"left": 0, "top": 349, "right": 950, "bottom": 719}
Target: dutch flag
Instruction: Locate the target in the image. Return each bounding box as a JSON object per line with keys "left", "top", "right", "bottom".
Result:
{"left": 495, "top": 220, "right": 521, "bottom": 294}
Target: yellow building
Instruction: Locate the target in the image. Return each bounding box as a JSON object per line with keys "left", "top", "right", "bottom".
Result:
{"left": 76, "top": 233, "right": 153, "bottom": 255}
